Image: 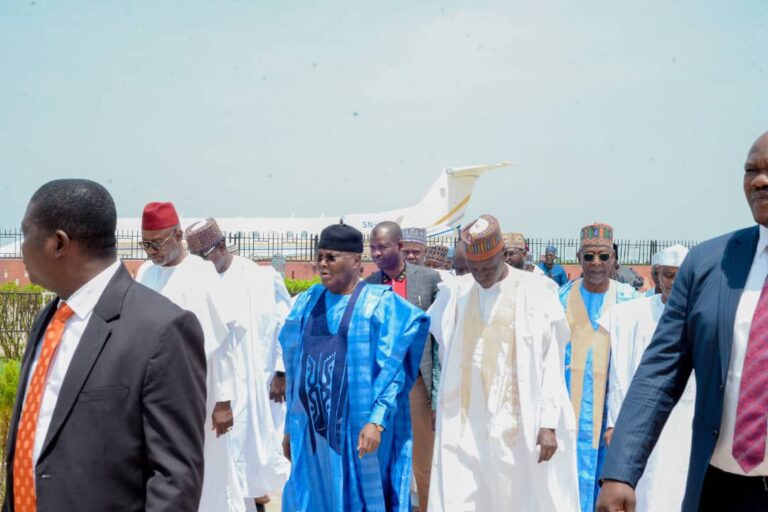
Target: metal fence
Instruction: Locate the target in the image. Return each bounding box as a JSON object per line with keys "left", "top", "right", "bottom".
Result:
{"left": 0, "top": 229, "right": 699, "bottom": 265}
{"left": 524, "top": 238, "right": 700, "bottom": 265}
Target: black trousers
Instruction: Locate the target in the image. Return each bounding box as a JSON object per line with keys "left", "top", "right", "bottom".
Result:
{"left": 699, "top": 465, "right": 768, "bottom": 511}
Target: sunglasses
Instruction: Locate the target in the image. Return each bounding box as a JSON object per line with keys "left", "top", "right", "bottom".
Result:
{"left": 139, "top": 230, "right": 177, "bottom": 251}
{"left": 582, "top": 252, "right": 612, "bottom": 262}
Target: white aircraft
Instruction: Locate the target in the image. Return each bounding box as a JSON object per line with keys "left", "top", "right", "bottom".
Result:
{"left": 0, "top": 162, "right": 511, "bottom": 258}
{"left": 117, "top": 161, "right": 512, "bottom": 237}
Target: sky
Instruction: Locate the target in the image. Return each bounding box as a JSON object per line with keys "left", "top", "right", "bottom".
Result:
{"left": 1, "top": 1, "right": 766, "bottom": 241}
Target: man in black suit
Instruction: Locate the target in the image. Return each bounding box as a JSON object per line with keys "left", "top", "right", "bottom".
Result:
{"left": 366, "top": 221, "right": 441, "bottom": 512}
{"left": 598, "top": 131, "right": 768, "bottom": 511}
{"left": 3, "top": 179, "right": 206, "bottom": 512}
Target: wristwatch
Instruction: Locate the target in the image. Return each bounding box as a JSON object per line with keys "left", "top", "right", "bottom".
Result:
{"left": 372, "top": 423, "right": 385, "bottom": 433}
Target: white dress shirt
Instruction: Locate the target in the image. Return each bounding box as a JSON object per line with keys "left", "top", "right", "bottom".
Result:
{"left": 23, "top": 259, "right": 121, "bottom": 467}
{"left": 711, "top": 225, "right": 768, "bottom": 475}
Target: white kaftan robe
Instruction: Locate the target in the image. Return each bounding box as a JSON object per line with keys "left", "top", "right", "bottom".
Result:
{"left": 219, "top": 256, "right": 290, "bottom": 500}
{"left": 602, "top": 294, "right": 695, "bottom": 512}
{"left": 136, "top": 255, "right": 240, "bottom": 512}
{"left": 427, "top": 268, "right": 580, "bottom": 511}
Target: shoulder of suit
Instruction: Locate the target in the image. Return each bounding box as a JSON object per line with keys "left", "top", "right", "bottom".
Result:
{"left": 689, "top": 226, "right": 757, "bottom": 258}
{"left": 666, "top": 226, "right": 757, "bottom": 280}
{"left": 406, "top": 262, "right": 441, "bottom": 281}
{"left": 364, "top": 269, "right": 383, "bottom": 283}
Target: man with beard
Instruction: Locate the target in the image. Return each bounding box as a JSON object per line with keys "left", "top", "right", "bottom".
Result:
{"left": 135, "top": 202, "right": 238, "bottom": 512}
{"left": 558, "top": 223, "right": 638, "bottom": 511}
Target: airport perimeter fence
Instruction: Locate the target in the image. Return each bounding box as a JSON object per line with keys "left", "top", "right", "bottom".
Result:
{"left": 0, "top": 229, "right": 698, "bottom": 265}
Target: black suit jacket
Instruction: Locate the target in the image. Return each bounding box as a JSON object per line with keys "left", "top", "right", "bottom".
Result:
{"left": 365, "top": 262, "right": 442, "bottom": 400}
{"left": 3, "top": 264, "right": 207, "bottom": 512}
{"left": 601, "top": 226, "right": 759, "bottom": 511}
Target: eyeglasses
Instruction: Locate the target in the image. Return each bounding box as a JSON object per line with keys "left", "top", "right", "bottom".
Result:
{"left": 582, "top": 252, "right": 612, "bottom": 262}
{"left": 139, "top": 230, "right": 178, "bottom": 251}
{"left": 194, "top": 238, "right": 226, "bottom": 259}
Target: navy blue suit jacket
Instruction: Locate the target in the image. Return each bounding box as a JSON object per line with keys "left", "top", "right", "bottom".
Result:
{"left": 601, "top": 225, "right": 760, "bottom": 512}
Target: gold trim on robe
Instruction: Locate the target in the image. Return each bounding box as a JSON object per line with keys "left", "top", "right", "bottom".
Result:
{"left": 460, "top": 279, "right": 522, "bottom": 445}
{"left": 565, "top": 279, "right": 617, "bottom": 448}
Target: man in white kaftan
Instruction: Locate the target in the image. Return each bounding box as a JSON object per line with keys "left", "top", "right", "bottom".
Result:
{"left": 601, "top": 244, "right": 693, "bottom": 512}
{"left": 136, "top": 203, "right": 239, "bottom": 512}
{"left": 186, "top": 218, "right": 291, "bottom": 512}
{"left": 428, "top": 215, "right": 580, "bottom": 511}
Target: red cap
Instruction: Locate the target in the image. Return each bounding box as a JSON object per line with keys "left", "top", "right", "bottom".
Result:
{"left": 142, "top": 202, "right": 180, "bottom": 230}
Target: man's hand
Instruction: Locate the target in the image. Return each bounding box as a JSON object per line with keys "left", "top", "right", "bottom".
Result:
{"left": 536, "top": 427, "right": 558, "bottom": 463}
{"left": 282, "top": 434, "right": 291, "bottom": 462}
{"left": 212, "top": 401, "right": 233, "bottom": 438}
{"left": 596, "top": 480, "right": 636, "bottom": 512}
{"left": 604, "top": 427, "right": 614, "bottom": 447}
{"left": 356, "top": 423, "right": 382, "bottom": 459}
{"left": 270, "top": 372, "right": 286, "bottom": 403}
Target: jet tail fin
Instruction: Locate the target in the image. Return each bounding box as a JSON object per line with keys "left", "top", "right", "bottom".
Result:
{"left": 408, "top": 161, "right": 513, "bottom": 234}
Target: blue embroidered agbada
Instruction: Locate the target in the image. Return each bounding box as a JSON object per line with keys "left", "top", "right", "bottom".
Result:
{"left": 279, "top": 282, "right": 430, "bottom": 512}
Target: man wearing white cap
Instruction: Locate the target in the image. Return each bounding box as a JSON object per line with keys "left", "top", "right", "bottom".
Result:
{"left": 600, "top": 244, "right": 692, "bottom": 511}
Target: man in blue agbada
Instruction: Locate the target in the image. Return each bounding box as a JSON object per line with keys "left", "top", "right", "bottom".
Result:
{"left": 558, "top": 223, "right": 638, "bottom": 512}
{"left": 279, "top": 222, "right": 430, "bottom": 512}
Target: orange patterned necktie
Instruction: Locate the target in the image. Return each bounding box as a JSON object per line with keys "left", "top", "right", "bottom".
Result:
{"left": 13, "top": 302, "right": 74, "bottom": 512}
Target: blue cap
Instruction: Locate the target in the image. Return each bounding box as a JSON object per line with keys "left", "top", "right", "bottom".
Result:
{"left": 545, "top": 245, "right": 558, "bottom": 255}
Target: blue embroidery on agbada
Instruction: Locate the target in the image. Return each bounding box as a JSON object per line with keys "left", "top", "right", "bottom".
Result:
{"left": 280, "top": 283, "right": 430, "bottom": 512}
{"left": 298, "top": 288, "right": 355, "bottom": 455}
